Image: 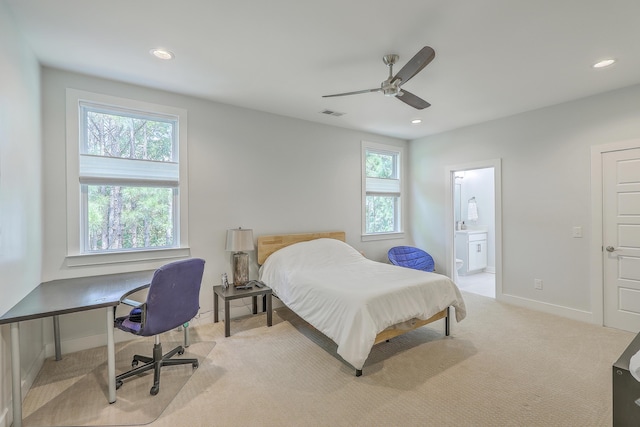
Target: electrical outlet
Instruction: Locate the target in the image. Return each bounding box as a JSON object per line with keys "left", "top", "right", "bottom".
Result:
{"left": 534, "top": 279, "right": 543, "bottom": 290}
{"left": 572, "top": 226, "right": 582, "bottom": 238}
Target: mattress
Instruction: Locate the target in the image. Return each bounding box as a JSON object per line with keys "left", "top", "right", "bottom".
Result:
{"left": 259, "top": 238, "right": 466, "bottom": 370}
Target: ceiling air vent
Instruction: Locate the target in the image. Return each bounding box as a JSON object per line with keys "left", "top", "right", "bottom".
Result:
{"left": 320, "top": 109, "right": 345, "bottom": 117}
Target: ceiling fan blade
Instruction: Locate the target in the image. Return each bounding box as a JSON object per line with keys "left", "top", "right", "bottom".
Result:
{"left": 323, "top": 88, "right": 381, "bottom": 98}
{"left": 396, "top": 90, "right": 431, "bottom": 109}
{"left": 391, "top": 46, "right": 435, "bottom": 86}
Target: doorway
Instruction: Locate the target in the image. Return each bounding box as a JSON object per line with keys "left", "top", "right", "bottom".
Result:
{"left": 601, "top": 147, "right": 640, "bottom": 332}
{"left": 591, "top": 140, "right": 640, "bottom": 332}
{"left": 445, "top": 160, "right": 502, "bottom": 299}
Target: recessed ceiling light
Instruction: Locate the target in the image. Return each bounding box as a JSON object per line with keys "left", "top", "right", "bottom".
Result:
{"left": 592, "top": 58, "right": 616, "bottom": 69}
{"left": 150, "top": 48, "right": 174, "bottom": 60}
{"left": 411, "top": 119, "right": 422, "bottom": 124}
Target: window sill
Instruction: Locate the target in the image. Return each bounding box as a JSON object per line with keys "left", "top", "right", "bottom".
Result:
{"left": 65, "top": 247, "right": 191, "bottom": 267}
{"left": 361, "top": 232, "right": 405, "bottom": 242}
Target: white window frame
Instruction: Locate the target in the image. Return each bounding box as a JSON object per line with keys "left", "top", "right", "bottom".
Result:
{"left": 361, "top": 141, "right": 405, "bottom": 241}
{"left": 65, "top": 89, "right": 190, "bottom": 266}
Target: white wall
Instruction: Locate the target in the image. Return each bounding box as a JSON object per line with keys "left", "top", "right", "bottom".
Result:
{"left": 410, "top": 83, "right": 640, "bottom": 320}
{"left": 0, "top": 1, "right": 43, "bottom": 425}
{"left": 40, "top": 67, "right": 412, "bottom": 352}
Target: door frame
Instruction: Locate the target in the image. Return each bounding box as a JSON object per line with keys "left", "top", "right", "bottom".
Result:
{"left": 590, "top": 138, "right": 640, "bottom": 326}
{"left": 444, "top": 159, "right": 502, "bottom": 298}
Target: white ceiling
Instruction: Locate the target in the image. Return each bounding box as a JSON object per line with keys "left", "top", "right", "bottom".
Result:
{"left": 5, "top": 0, "right": 640, "bottom": 140}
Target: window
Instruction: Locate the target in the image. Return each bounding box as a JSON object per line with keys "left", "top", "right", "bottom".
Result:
{"left": 362, "top": 141, "right": 404, "bottom": 239}
{"left": 66, "top": 90, "right": 190, "bottom": 265}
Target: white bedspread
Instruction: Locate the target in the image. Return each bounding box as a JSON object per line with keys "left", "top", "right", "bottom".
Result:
{"left": 259, "top": 238, "right": 467, "bottom": 370}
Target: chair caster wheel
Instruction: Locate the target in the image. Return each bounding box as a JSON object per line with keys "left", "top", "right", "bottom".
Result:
{"left": 150, "top": 385, "right": 159, "bottom": 395}
{"left": 192, "top": 361, "right": 199, "bottom": 369}
{"left": 116, "top": 380, "right": 123, "bottom": 390}
{"left": 178, "top": 348, "right": 185, "bottom": 356}
{"left": 132, "top": 360, "right": 139, "bottom": 368}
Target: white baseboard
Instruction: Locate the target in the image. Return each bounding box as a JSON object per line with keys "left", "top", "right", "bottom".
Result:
{"left": 42, "top": 300, "right": 281, "bottom": 357}
{"left": 216, "top": 296, "right": 284, "bottom": 321}
{"left": 498, "top": 293, "right": 595, "bottom": 324}
{"left": 0, "top": 347, "right": 44, "bottom": 427}
{"left": 23, "top": 347, "right": 46, "bottom": 398}
{"left": 0, "top": 406, "right": 8, "bottom": 427}
{"left": 44, "top": 332, "right": 120, "bottom": 358}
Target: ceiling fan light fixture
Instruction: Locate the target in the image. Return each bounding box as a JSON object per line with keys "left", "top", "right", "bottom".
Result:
{"left": 592, "top": 58, "right": 615, "bottom": 69}
{"left": 150, "top": 48, "right": 174, "bottom": 60}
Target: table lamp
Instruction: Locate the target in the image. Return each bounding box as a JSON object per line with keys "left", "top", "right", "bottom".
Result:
{"left": 225, "top": 227, "right": 254, "bottom": 286}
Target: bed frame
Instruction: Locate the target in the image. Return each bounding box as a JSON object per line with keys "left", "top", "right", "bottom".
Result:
{"left": 257, "top": 231, "right": 451, "bottom": 376}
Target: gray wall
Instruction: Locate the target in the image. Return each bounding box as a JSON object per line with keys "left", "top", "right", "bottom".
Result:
{"left": 0, "top": 2, "right": 43, "bottom": 425}
{"left": 410, "top": 83, "right": 640, "bottom": 319}
{"left": 39, "top": 67, "right": 411, "bottom": 353}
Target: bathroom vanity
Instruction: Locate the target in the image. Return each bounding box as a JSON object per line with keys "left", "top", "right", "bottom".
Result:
{"left": 455, "top": 229, "right": 488, "bottom": 275}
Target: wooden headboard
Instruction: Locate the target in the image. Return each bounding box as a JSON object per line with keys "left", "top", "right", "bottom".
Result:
{"left": 257, "top": 231, "right": 346, "bottom": 265}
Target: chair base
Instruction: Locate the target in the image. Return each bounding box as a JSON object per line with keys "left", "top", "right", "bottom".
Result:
{"left": 115, "top": 341, "right": 198, "bottom": 395}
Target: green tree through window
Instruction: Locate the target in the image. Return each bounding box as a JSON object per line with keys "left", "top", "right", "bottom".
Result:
{"left": 81, "top": 106, "right": 178, "bottom": 252}
{"left": 364, "top": 146, "right": 402, "bottom": 234}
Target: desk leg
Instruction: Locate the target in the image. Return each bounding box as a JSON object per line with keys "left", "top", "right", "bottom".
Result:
{"left": 252, "top": 296, "right": 258, "bottom": 314}
{"left": 106, "top": 308, "right": 116, "bottom": 404}
{"left": 11, "top": 322, "right": 22, "bottom": 427}
{"left": 53, "top": 315, "right": 62, "bottom": 361}
{"left": 183, "top": 323, "right": 190, "bottom": 348}
{"left": 266, "top": 293, "right": 272, "bottom": 327}
{"left": 224, "top": 300, "right": 230, "bottom": 337}
{"left": 213, "top": 294, "right": 219, "bottom": 323}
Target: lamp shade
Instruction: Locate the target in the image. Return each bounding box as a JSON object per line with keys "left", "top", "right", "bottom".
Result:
{"left": 225, "top": 228, "right": 254, "bottom": 252}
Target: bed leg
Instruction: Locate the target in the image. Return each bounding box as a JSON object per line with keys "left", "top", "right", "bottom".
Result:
{"left": 356, "top": 369, "right": 362, "bottom": 377}
{"left": 445, "top": 307, "right": 451, "bottom": 336}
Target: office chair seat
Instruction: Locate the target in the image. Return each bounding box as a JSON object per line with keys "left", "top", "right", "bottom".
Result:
{"left": 387, "top": 246, "right": 435, "bottom": 272}
{"left": 114, "top": 258, "right": 205, "bottom": 396}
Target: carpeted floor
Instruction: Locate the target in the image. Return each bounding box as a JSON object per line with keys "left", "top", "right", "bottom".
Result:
{"left": 21, "top": 292, "right": 635, "bottom": 426}
{"left": 22, "top": 339, "right": 215, "bottom": 426}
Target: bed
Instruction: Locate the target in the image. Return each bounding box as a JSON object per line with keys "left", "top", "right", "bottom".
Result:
{"left": 257, "top": 231, "right": 467, "bottom": 376}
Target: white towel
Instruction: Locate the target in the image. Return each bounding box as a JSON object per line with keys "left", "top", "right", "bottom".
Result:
{"left": 468, "top": 200, "right": 479, "bottom": 221}
{"left": 630, "top": 349, "right": 640, "bottom": 381}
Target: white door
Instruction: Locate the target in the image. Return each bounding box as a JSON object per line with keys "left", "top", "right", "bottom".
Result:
{"left": 603, "top": 148, "right": 640, "bottom": 332}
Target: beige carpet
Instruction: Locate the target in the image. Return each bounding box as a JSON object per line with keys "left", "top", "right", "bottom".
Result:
{"left": 21, "top": 292, "right": 635, "bottom": 426}
{"left": 22, "top": 338, "right": 215, "bottom": 426}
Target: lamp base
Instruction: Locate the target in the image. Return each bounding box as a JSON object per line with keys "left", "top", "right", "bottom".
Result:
{"left": 232, "top": 252, "right": 249, "bottom": 286}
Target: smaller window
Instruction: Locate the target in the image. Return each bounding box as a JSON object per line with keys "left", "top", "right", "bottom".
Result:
{"left": 362, "top": 142, "right": 404, "bottom": 237}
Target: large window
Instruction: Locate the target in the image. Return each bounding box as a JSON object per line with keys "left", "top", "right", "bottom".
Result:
{"left": 66, "top": 90, "right": 189, "bottom": 265}
{"left": 362, "top": 141, "right": 404, "bottom": 238}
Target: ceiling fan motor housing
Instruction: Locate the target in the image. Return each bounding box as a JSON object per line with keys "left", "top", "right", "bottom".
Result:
{"left": 382, "top": 80, "right": 401, "bottom": 96}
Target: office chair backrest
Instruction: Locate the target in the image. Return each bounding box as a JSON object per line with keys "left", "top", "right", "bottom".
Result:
{"left": 142, "top": 258, "right": 205, "bottom": 336}
{"left": 388, "top": 246, "right": 435, "bottom": 272}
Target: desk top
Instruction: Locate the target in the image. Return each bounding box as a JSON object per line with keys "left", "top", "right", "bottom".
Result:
{"left": 0, "top": 270, "right": 155, "bottom": 324}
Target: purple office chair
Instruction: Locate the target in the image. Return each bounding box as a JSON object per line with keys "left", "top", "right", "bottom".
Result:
{"left": 388, "top": 246, "right": 435, "bottom": 272}
{"left": 114, "top": 258, "right": 205, "bottom": 395}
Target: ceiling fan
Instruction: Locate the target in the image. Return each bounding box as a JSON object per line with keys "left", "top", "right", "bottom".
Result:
{"left": 322, "top": 46, "right": 435, "bottom": 110}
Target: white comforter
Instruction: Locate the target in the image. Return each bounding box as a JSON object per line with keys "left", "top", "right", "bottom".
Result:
{"left": 259, "top": 238, "right": 467, "bottom": 370}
